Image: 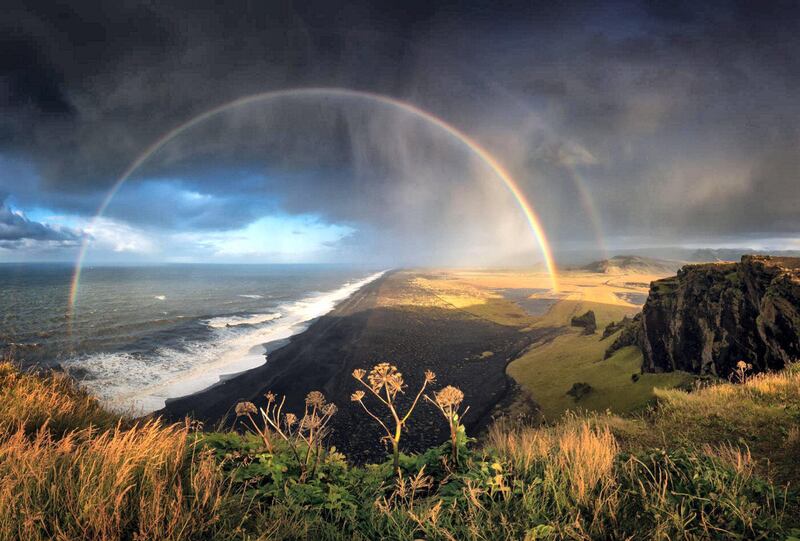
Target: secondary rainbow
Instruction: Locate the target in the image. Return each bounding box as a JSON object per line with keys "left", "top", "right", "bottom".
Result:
{"left": 68, "top": 87, "right": 559, "bottom": 320}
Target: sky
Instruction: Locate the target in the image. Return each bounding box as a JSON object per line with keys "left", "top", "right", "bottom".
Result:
{"left": 1, "top": 0, "right": 799, "bottom": 266}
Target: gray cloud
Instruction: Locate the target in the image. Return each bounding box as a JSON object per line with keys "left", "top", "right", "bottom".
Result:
{"left": 1, "top": 0, "right": 799, "bottom": 264}
{"left": 0, "top": 195, "right": 84, "bottom": 248}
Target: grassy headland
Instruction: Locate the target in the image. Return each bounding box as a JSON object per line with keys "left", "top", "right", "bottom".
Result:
{"left": 1, "top": 267, "right": 797, "bottom": 539}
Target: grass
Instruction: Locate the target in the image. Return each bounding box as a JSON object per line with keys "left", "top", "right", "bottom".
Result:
{"left": 0, "top": 361, "right": 234, "bottom": 541}
{"left": 0, "top": 420, "right": 229, "bottom": 541}
{"left": 0, "top": 360, "right": 118, "bottom": 436}
{"left": 508, "top": 300, "right": 693, "bottom": 419}
{"left": 0, "top": 359, "right": 798, "bottom": 539}
{"left": 628, "top": 363, "right": 800, "bottom": 487}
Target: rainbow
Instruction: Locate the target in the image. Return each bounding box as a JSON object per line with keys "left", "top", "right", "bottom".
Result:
{"left": 470, "top": 77, "right": 608, "bottom": 261}
{"left": 68, "top": 87, "right": 559, "bottom": 321}
{"left": 566, "top": 167, "right": 609, "bottom": 262}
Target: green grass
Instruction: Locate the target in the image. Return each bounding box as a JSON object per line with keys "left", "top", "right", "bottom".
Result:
{"left": 531, "top": 299, "right": 635, "bottom": 330}
{"left": 621, "top": 362, "right": 800, "bottom": 487}
{"left": 508, "top": 300, "right": 693, "bottom": 420}
{"left": 0, "top": 360, "right": 797, "bottom": 540}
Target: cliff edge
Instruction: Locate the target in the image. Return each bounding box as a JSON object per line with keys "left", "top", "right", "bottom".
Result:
{"left": 606, "top": 255, "right": 800, "bottom": 376}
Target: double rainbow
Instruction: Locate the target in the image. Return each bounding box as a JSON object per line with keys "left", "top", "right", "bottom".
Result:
{"left": 68, "top": 88, "right": 559, "bottom": 320}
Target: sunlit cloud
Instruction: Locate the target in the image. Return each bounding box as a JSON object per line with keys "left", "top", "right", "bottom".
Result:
{"left": 173, "top": 215, "right": 354, "bottom": 262}
{"left": 83, "top": 217, "right": 158, "bottom": 254}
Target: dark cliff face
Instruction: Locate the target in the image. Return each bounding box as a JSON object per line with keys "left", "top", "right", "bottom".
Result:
{"left": 639, "top": 256, "right": 800, "bottom": 376}
{"left": 604, "top": 256, "right": 800, "bottom": 377}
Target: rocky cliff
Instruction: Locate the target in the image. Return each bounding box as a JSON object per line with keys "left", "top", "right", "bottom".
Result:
{"left": 606, "top": 256, "right": 800, "bottom": 376}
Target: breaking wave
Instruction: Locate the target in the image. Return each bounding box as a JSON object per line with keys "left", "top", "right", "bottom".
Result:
{"left": 65, "top": 271, "right": 385, "bottom": 414}
{"left": 205, "top": 312, "right": 282, "bottom": 328}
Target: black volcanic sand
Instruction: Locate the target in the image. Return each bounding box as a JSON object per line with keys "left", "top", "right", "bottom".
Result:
{"left": 162, "top": 271, "right": 558, "bottom": 463}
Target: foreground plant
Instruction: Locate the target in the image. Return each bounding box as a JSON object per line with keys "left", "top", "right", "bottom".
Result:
{"left": 730, "top": 359, "right": 753, "bottom": 384}
{"left": 426, "top": 385, "right": 469, "bottom": 462}
{"left": 235, "top": 390, "right": 337, "bottom": 481}
{"left": 351, "top": 363, "right": 435, "bottom": 475}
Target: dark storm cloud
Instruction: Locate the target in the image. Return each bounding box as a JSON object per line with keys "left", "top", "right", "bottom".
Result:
{"left": 1, "top": 0, "right": 799, "bottom": 260}
{"left": 0, "top": 195, "right": 83, "bottom": 247}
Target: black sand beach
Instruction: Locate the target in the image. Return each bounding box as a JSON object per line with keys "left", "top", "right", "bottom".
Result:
{"left": 162, "top": 271, "right": 556, "bottom": 462}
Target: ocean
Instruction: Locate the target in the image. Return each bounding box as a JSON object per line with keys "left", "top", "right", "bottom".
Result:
{"left": 0, "top": 264, "right": 383, "bottom": 413}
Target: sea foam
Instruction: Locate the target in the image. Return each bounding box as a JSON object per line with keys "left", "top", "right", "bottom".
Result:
{"left": 66, "top": 271, "right": 385, "bottom": 414}
{"left": 205, "top": 312, "right": 282, "bottom": 328}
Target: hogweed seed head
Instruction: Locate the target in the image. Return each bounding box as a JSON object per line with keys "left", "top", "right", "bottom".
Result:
{"left": 323, "top": 403, "right": 338, "bottom": 416}
{"left": 368, "top": 362, "right": 404, "bottom": 394}
{"left": 435, "top": 386, "right": 464, "bottom": 409}
{"left": 305, "top": 391, "right": 326, "bottom": 408}
{"left": 351, "top": 390, "right": 365, "bottom": 402}
{"left": 301, "top": 414, "right": 322, "bottom": 431}
{"left": 235, "top": 401, "right": 257, "bottom": 417}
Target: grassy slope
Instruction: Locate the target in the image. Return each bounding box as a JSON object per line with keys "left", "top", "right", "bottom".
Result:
{"left": 0, "top": 362, "right": 232, "bottom": 541}
{"left": 510, "top": 299, "right": 693, "bottom": 419}
{"left": 624, "top": 363, "right": 800, "bottom": 487}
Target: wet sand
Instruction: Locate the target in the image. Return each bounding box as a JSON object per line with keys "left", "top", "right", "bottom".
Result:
{"left": 162, "top": 271, "right": 557, "bottom": 462}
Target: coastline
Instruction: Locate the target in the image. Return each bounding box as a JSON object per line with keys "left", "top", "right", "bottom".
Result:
{"left": 101, "top": 270, "right": 386, "bottom": 414}
{"left": 162, "top": 270, "right": 555, "bottom": 462}
{"left": 160, "top": 270, "right": 391, "bottom": 422}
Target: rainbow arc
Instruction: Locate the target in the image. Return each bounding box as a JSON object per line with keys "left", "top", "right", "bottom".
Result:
{"left": 68, "top": 88, "right": 559, "bottom": 324}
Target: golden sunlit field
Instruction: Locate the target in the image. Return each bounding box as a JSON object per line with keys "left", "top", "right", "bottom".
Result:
{"left": 409, "top": 267, "right": 694, "bottom": 419}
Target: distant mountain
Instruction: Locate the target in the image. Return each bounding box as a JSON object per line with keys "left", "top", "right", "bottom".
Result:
{"left": 577, "top": 255, "right": 683, "bottom": 275}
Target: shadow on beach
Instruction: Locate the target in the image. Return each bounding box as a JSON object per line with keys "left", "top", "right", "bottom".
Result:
{"left": 162, "top": 272, "right": 557, "bottom": 462}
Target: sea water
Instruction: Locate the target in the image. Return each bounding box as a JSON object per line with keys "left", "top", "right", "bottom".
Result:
{"left": 0, "top": 264, "right": 383, "bottom": 413}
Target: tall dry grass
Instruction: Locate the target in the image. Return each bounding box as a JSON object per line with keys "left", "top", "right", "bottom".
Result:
{"left": 487, "top": 417, "right": 618, "bottom": 507}
{"left": 481, "top": 415, "right": 787, "bottom": 540}
{"left": 0, "top": 361, "right": 117, "bottom": 436}
{"left": 0, "top": 420, "right": 230, "bottom": 541}
{"left": 0, "top": 362, "right": 233, "bottom": 541}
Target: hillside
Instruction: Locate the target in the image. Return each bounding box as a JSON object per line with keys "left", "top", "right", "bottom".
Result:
{"left": 577, "top": 255, "right": 683, "bottom": 275}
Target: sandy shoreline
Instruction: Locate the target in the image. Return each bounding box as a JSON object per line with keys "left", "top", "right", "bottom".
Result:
{"left": 162, "top": 270, "right": 555, "bottom": 461}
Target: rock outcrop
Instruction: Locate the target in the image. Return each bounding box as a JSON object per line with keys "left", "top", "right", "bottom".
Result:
{"left": 566, "top": 382, "right": 593, "bottom": 400}
{"left": 570, "top": 310, "right": 597, "bottom": 334}
{"left": 601, "top": 315, "right": 634, "bottom": 340}
{"left": 604, "top": 313, "right": 642, "bottom": 359}
{"left": 605, "top": 256, "right": 800, "bottom": 376}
